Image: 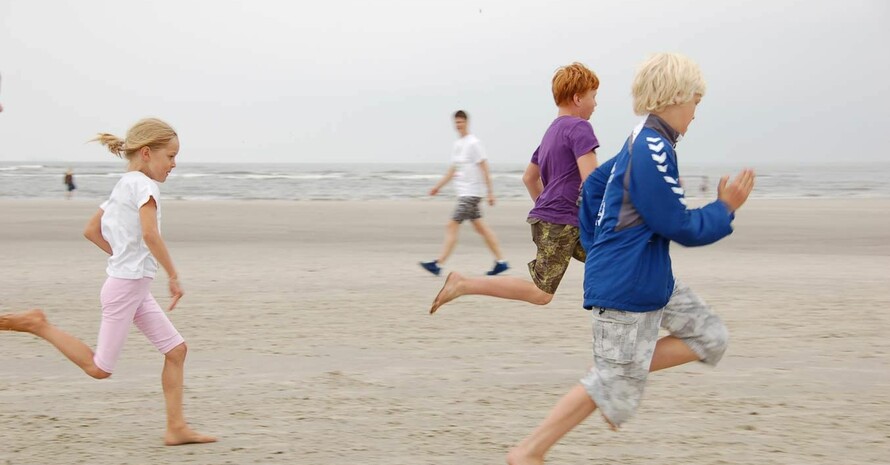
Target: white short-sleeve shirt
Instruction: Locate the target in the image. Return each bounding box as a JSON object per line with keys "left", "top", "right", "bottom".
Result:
{"left": 451, "top": 134, "right": 488, "bottom": 197}
{"left": 99, "top": 171, "right": 161, "bottom": 279}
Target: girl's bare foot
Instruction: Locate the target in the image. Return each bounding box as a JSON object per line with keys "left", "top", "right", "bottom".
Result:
{"left": 0, "top": 309, "right": 47, "bottom": 332}
{"left": 164, "top": 425, "right": 217, "bottom": 446}
{"left": 506, "top": 446, "right": 544, "bottom": 465}
{"left": 430, "top": 272, "right": 463, "bottom": 314}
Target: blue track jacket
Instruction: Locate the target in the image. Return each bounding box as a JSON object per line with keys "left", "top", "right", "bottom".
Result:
{"left": 579, "top": 115, "right": 735, "bottom": 311}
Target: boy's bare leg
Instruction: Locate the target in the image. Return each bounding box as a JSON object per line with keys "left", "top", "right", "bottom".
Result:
{"left": 506, "top": 337, "right": 703, "bottom": 462}
{"left": 430, "top": 273, "right": 553, "bottom": 314}
{"left": 436, "top": 220, "right": 461, "bottom": 264}
{"left": 649, "top": 335, "right": 701, "bottom": 371}
{"left": 0, "top": 309, "right": 109, "bottom": 379}
{"left": 162, "top": 343, "right": 216, "bottom": 446}
{"left": 470, "top": 219, "right": 504, "bottom": 261}
{"left": 506, "top": 384, "right": 596, "bottom": 465}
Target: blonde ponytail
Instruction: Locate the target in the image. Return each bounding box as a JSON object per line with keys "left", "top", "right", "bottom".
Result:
{"left": 93, "top": 133, "right": 127, "bottom": 158}
{"left": 92, "top": 118, "right": 177, "bottom": 159}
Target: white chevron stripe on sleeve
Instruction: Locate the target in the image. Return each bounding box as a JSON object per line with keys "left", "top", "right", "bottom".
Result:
{"left": 648, "top": 142, "right": 665, "bottom": 152}
{"left": 646, "top": 137, "right": 661, "bottom": 143}
{"left": 671, "top": 187, "right": 685, "bottom": 195}
{"left": 651, "top": 153, "right": 667, "bottom": 164}
{"left": 663, "top": 176, "right": 678, "bottom": 184}
{"left": 679, "top": 198, "right": 687, "bottom": 206}
{"left": 656, "top": 164, "right": 668, "bottom": 173}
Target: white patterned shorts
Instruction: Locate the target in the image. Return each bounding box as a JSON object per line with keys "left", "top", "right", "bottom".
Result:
{"left": 580, "top": 280, "right": 729, "bottom": 427}
{"left": 452, "top": 196, "right": 482, "bottom": 223}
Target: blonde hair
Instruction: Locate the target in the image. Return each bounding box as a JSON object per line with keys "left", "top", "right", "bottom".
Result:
{"left": 552, "top": 62, "right": 600, "bottom": 106}
{"left": 93, "top": 118, "right": 177, "bottom": 159}
{"left": 632, "top": 53, "right": 706, "bottom": 116}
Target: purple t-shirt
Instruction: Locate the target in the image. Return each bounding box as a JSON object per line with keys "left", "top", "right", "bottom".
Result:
{"left": 527, "top": 116, "right": 599, "bottom": 226}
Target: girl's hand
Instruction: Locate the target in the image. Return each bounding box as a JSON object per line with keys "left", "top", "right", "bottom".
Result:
{"left": 168, "top": 277, "right": 184, "bottom": 311}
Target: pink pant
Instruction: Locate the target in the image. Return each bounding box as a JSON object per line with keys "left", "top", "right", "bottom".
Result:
{"left": 94, "top": 277, "right": 185, "bottom": 374}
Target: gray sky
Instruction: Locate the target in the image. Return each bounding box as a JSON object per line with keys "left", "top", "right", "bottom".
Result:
{"left": 1, "top": 0, "right": 888, "bottom": 165}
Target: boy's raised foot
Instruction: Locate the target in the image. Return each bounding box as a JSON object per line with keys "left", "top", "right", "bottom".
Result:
{"left": 430, "top": 272, "right": 462, "bottom": 314}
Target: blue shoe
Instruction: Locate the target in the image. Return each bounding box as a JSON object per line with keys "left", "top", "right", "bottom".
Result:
{"left": 486, "top": 261, "right": 509, "bottom": 276}
{"left": 420, "top": 260, "right": 442, "bottom": 276}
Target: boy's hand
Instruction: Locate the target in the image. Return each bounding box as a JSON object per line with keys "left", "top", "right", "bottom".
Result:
{"left": 718, "top": 169, "right": 756, "bottom": 213}
{"left": 488, "top": 192, "right": 495, "bottom": 206}
{"left": 167, "top": 277, "right": 184, "bottom": 311}
{"left": 429, "top": 186, "right": 440, "bottom": 196}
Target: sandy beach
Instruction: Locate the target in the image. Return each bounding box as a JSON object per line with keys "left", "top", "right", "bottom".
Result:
{"left": 1, "top": 198, "right": 888, "bottom": 465}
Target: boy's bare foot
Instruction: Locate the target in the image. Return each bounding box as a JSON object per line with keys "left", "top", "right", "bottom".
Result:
{"left": 0, "top": 309, "right": 47, "bottom": 332}
{"left": 430, "top": 272, "right": 462, "bottom": 314}
{"left": 164, "top": 426, "right": 217, "bottom": 446}
{"left": 506, "top": 446, "right": 544, "bottom": 465}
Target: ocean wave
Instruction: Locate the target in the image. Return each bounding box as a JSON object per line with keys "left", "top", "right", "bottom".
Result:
{"left": 216, "top": 170, "right": 255, "bottom": 175}
{"left": 174, "top": 173, "right": 214, "bottom": 178}
{"left": 3, "top": 162, "right": 889, "bottom": 201}
{"left": 222, "top": 173, "right": 347, "bottom": 180}
{"left": 0, "top": 165, "right": 45, "bottom": 171}
{"left": 381, "top": 174, "right": 441, "bottom": 180}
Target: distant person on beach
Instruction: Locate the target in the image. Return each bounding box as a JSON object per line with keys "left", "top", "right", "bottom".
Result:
{"left": 506, "top": 53, "right": 755, "bottom": 465}
{"left": 700, "top": 175, "right": 710, "bottom": 194}
{"left": 429, "top": 63, "right": 599, "bottom": 314}
{"left": 420, "top": 110, "right": 509, "bottom": 277}
{"left": 64, "top": 169, "right": 76, "bottom": 199}
{"left": 0, "top": 118, "right": 216, "bottom": 446}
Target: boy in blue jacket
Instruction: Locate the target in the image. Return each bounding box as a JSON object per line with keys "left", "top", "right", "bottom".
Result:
{"left": 507, "top": 53, "right": 755, "bottom": 465}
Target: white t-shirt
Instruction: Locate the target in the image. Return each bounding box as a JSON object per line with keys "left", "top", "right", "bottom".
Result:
{"left": 99, "top": 171, "right": 162, "bottom": 279}
{"left": 451, "top": 134, "right": 488, "bottom": 197}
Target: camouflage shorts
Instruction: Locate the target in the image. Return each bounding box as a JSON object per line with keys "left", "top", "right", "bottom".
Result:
{"left": 526, "top": 218, "right": 586, "bottom": 295}
{"left": 580, "top": 281, "right": 729, "bottom": 427}
{"left": 452, "top": 196, "right": 482, "bottom": 223}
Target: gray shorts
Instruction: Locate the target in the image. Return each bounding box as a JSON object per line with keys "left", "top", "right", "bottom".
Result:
{"left": 452, "top": 196, "right": 482, "bottom": 223}
{"left": 580, "top": 280, "right": 729, "bottom": 427}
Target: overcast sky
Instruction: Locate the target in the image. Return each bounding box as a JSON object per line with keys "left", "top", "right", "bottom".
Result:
{"left": 1, "top": 0, "right": 888, "bottom": 165}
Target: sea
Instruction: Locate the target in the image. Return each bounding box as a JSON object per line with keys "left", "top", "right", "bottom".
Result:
{"left": 1, "top": 161, "right": 889, "bottom": 201}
